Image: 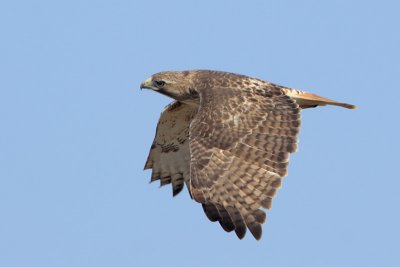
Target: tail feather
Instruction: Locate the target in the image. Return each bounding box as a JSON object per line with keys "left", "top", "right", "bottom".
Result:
{"left": 282, "top": 88, "right": 357, "bottom": 109}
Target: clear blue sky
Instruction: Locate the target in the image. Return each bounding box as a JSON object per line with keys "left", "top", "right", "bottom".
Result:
{"left": 1, "top": 0, "right": 399, "bottom": 266}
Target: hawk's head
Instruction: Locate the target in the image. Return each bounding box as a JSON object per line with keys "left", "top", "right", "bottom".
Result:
{"left": 140, "top": 71, "right": 198, "bottom": 101}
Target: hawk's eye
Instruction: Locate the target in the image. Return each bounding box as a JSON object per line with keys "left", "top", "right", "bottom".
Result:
{"left": 153, "top": 80, "right": 166, "bottom": 87}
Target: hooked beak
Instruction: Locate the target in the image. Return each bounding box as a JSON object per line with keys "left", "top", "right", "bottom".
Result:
{"left": 140, "top": 77, "right": 153, "bottom": 90}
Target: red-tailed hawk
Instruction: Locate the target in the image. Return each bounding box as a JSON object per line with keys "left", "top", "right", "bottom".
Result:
{"left": 140, "top": 70, "right": 355, "bottom": 240}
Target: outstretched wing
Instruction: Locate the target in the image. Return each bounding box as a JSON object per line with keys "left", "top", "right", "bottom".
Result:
{"left": 189, "top": 83, "right": 301, "bottom": 240}
{"left": 145, "top": 101, "right": 198, "bottom": 196}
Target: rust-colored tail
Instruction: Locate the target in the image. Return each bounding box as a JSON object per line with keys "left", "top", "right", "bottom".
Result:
{"left": 282, "top": 88, "right": 357, "bottom": 109}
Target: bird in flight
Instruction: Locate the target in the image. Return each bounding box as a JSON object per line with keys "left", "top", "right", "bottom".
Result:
{"left": 140, "top": 70, "right": 355, "bottom": 240}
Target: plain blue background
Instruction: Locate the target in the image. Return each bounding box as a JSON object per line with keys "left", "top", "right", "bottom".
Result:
{"left": 1, "top": 0, "right": 399, "bottom": 266}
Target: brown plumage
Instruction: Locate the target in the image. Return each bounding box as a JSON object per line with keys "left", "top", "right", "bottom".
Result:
{"left": 141, "top": 70, "right": 356, "bottom": 240}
